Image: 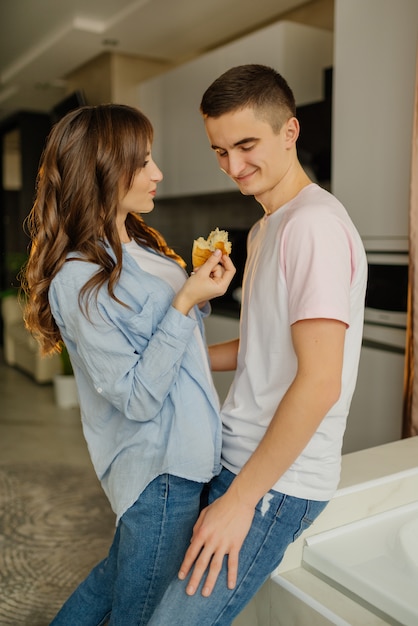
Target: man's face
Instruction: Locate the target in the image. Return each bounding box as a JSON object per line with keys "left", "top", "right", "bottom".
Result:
{"left": 204, "top": 107, "right": 293, "bottom": 201}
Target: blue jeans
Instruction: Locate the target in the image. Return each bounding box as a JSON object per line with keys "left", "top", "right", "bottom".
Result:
{"left": 49, "top": 474, "right": 204, "bottom": 626}
{"left": 149, "top": 467, "right": 328, "bottom": 626}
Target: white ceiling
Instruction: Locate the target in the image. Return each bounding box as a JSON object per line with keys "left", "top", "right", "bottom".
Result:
{"left": 0, "top": 0, "right": 317, "bottom": 123}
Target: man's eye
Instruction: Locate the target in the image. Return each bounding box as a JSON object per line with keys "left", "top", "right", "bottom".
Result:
{"left": 241, "top": 145, "right": 254, "bottom": 152}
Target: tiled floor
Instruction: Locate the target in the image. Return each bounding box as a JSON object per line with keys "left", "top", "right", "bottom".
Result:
{"left": 0, "top": 351, "right": 115, "bottom": 625}
{"left": 0, "top": 349, "right": 90, "bottom": 468}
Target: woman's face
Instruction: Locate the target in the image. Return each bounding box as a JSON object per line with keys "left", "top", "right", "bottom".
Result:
{"left": 117, "top": 148, "right": 163, "bottom": 218}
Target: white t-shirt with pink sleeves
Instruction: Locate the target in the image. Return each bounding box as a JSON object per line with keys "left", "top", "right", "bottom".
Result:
{"left": 221, "top": 183, "right": 367, "bottom": 501}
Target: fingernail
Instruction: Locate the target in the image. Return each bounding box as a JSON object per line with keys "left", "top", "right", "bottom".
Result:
{"left": 186, "top": 585, "right": 195, "bottom": 595}
{"left": 202, "top": 586, "right": 210, "bottom": 597}
{"left": 213, "top": 249, "right": 221, "bottom": 256}
{"left": 178, "top": 571, "right": 185, "bottom": 580}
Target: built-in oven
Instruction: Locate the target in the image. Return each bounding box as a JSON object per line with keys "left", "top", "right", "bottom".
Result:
{"left": 363, "top": 244, "right": 409, "bottom": 352}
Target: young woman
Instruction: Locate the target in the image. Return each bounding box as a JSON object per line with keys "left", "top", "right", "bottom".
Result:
{"left": 22, "top": 103, "right": 235, "bottom": 625}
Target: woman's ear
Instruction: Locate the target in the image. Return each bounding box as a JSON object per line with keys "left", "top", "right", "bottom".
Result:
{"left": 284, "top": 117, "right": 300, "bottom": 147}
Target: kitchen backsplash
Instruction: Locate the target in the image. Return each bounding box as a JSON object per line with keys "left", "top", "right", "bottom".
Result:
{"left": 145, "top": 190, "right": 263, "bottom": 270}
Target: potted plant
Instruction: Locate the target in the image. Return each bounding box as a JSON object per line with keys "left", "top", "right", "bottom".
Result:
{"left": 53, "top": 343, "right": 79, "bottom": 408}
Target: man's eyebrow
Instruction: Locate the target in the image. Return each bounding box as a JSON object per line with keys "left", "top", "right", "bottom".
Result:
{"left": 211, "top": 137, "right": 258, "bottom": 150}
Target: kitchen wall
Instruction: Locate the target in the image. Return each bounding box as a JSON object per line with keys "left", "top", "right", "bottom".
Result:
{"left": 332, "top": 0, "right": 418, "bottom": 240}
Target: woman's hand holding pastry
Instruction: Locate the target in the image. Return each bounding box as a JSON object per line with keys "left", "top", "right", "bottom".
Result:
{"left": 173, "top": 251, "right": 235, "bottom": 316}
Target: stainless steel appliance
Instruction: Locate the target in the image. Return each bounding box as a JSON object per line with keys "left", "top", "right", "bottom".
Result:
{"left": 364, "top": 245, "right": 408, "bottom": 350}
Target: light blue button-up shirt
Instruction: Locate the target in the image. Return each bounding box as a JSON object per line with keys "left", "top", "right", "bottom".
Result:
{"left": 49, "top": 247, "right": 222, "bottom": 524}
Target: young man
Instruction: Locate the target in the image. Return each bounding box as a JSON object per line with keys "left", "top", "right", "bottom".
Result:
{"left": 149, "top": 64, "right": 367, "bottom": 625}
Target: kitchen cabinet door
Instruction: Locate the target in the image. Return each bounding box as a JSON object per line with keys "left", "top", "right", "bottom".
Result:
{"left": 203, "top": 314, "right": 240, "bottom": 404}
{"left": 146, "top": 51, "right": 235, "bottom": 197}
{"left": 343, "top": 344, "right": 405, "bottom": 454}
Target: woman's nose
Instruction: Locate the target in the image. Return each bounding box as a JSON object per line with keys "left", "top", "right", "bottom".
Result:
{"left": 152, "top": 162, "right": 163, "bottom": 181}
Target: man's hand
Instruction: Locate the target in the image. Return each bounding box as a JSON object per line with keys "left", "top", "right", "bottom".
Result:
{"left": 178, "top": 492, "right": 255, "bottom": 597}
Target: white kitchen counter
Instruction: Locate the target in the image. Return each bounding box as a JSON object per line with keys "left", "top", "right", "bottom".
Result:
{"left": 277, "top": 436, "right": 418, "bottom": 574}
{"left": 274, "top": 437, "right": 418, "bottom": 625}
{"left": 303, "top": 501, "right": 418, "bottom": 625}
{"left": 234, "top": 436, "right": 418, "bottom": 626}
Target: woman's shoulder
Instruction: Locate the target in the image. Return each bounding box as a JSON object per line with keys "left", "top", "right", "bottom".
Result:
{"left": 50, "top": 250, "right": 153, "bottom": 306}
{"left": 53, "top": 254, "right": 100, "bottom": 287}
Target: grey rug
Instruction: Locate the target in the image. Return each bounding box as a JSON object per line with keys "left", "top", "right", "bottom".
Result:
{"left": 0, "top": 463, "right": 115, "bottom": 625}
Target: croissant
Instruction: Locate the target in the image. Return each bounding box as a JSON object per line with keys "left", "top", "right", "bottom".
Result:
{"left": 192, "top": 228, "right": 232, "bottom": 268}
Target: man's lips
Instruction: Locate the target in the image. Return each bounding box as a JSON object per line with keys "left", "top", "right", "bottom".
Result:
{"left": 234, "top": 170, "right": 257, "bottom": 183}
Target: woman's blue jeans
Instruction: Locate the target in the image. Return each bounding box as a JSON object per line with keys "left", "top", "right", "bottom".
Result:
{"left": 49, "top": 474, "right": 204, "bottom": 626}
{"left": 149, "top": 467, "right": 328, "bottom": 626}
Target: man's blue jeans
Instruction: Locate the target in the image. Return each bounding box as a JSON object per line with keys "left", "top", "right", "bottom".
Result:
{"left": 149, "top": 467, "right": 328, "bottom": 626}
{"left": 49, "top": 474, "right": 204, "bottom": 626}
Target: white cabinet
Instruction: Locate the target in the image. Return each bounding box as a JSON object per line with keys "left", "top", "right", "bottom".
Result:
{"left": 343, "top": 344, "right": 405, "bottom": 454}
{"left": 139, "top": 21, "right": 333, "bottom": 197}
{"left": 203, "top": 314, "right": 240, "bottom": 404}
{"left": 332, "top": 0, "right": 418, "bottom": 239}
{"left": 139, "top": 52, "right": 232, "bottom": 197}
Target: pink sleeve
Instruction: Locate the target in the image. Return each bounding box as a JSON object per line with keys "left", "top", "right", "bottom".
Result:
{"left": 281, "top": 212, "right": 354, "bottom": 326}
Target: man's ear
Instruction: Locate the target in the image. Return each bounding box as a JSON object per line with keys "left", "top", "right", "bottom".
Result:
{"left": 284, "top": 117, "right": 300, "bottom": 147}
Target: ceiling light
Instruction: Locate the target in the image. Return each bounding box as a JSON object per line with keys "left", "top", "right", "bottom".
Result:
{"left": 102, "top": 38, "right": 119, "bottom": 47}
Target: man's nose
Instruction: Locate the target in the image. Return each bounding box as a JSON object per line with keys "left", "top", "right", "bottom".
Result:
{"left": 225, "top": 153, "right": 245, "bottom": 177}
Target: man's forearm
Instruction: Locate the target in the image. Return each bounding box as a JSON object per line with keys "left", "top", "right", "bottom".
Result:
{"left": 209, "top": 339, "right": 239, "bottom": 371}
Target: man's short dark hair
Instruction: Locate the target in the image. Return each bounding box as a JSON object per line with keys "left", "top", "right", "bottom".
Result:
{"left": 200, "top": 64, "right": 296, "bottom": 132}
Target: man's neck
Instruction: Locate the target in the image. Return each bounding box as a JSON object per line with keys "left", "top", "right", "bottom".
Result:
{"left": 259, "top": 165, "right": 312, "bottom": 216}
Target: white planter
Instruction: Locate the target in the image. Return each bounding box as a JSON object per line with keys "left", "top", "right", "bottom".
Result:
{"left": 53, "top": 374, "right": 79, "bottom": 409}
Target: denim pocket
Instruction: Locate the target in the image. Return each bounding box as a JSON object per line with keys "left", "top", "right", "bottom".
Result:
{"left": 293, "top": 498, "right": 328, "bottom": 541}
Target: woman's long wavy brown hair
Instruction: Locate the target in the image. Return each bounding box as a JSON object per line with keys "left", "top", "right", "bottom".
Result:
{"left": 22, "top": 104, "right": 184, "bottom": 356}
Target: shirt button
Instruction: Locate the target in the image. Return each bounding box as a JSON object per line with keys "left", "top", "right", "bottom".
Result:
{"left": 97, "top": 387, "right": 103, "bottom": 394}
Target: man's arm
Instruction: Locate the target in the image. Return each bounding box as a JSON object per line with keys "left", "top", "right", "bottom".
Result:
{"left": 208, "top": 339, "right": 239, "bottom": 371}
{"left": 178, "top": 317, "right": 346, "bottom": 596}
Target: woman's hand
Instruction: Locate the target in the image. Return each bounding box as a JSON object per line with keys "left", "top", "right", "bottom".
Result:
{"left": 173, "top": 250, "right": 235, "bottom": 316}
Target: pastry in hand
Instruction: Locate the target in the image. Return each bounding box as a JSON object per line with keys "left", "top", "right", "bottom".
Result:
{"left": 192, "top": 228, "right": 232, "bottom": 268}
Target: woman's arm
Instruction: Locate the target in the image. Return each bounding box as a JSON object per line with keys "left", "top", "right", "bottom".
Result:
{"left": 52, "top": 251, "right": 236, "bottom": 423}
